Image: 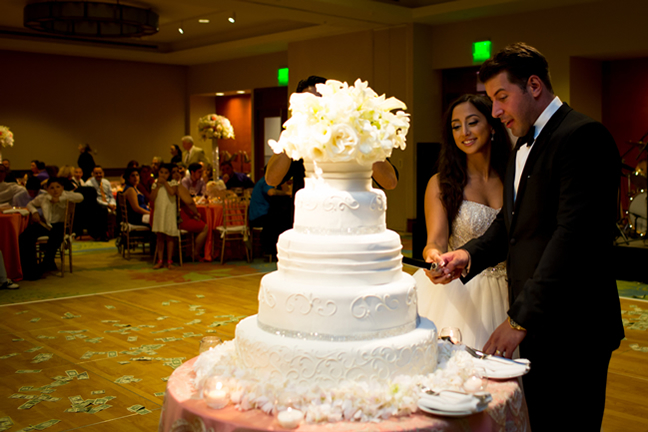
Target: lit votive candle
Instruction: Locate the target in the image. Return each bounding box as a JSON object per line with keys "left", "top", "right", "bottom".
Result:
{"left": 463, "top": 376, "right": 484, "bottom": 393}
{"left": 203, "top": 381, "right": 229, "bottom": 409}
{"left": 277, "top": 407, "right": 304, "bottom": 429}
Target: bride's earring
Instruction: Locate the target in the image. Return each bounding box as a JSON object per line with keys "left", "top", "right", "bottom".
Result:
{"left": 491, "top": 132, "right": 495, "bottom": 142}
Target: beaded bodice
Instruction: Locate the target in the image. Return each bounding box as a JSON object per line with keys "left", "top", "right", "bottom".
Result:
{"left": 448, "top": 200, "right": 506, "bottom": 277}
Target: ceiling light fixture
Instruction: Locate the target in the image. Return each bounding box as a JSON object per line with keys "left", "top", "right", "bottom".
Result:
{"left": 236, "top": 90, "right": 245, "bottom": 94}
{"left": 24, "top": 1, "right": 159, "bottom": 37}
{"left": 228, "top": 12, "right": 236, "bottom": 24}
{"left": 198, "top": 19, "right": 210, "bottom": 24}
{"left": 215, "top": 92, "right": 225, "bottom": 96}
{"left": 178, "top": 22, "right": 183, "bottom": 34}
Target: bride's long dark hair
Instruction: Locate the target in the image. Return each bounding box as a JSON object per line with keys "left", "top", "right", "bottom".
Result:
{"left": 438, "top": 94, "right": 511, "bottom": 227}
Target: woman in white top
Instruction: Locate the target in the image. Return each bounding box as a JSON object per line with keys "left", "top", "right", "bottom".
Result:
{"left": 19, "top": 177, "right": 83, "bottom": 279}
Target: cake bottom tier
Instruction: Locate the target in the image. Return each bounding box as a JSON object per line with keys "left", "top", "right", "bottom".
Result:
{"left": 235, "top": 315, "right": 438, "bottom": 387}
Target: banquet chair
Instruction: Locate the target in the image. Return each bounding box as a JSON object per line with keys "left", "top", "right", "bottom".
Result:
{"left": 215, "top": 198, "right": 250, "bottom": 264}
{"left": 36, "top": 201, "right": 76, "bottom": 277}
{"left": 175, "top": 195, "right": 195, "bottom": 265}
{"left": 116, "top": 192, "right": 151, "bottom": 259}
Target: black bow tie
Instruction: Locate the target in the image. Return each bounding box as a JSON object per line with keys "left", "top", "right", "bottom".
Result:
{"left": 515, "top": 127, "right": 535, "bottom": 151}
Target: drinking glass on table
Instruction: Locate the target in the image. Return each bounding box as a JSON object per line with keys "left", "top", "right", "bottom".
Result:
{"left": 463, "top": 367, "right": 489, "bottom": 394}
{"left": 439, "top": 327, "right": 463, "bottom": 344}
{"left": 199, "top": 336, "right": 222, "bottom": 354}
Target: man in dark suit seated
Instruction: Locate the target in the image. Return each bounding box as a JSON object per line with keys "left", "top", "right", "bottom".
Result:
{"left": 431, "top": 42, "right": 624, "bottom": 431}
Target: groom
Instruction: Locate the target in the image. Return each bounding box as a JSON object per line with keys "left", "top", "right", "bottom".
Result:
{"left": 434, "top": 43, "right": 624, "bottom": 431}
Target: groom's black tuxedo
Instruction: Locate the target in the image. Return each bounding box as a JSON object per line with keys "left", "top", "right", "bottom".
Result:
{"left": 462, "top": 103, "right": 624, "bottom": 430}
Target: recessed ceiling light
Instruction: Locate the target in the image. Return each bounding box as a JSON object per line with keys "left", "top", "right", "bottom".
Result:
{"left": 178, "top": 27, "right": 183, "bottom": 34}
{"left": 228, "top": 12, "right": 236, "bottom": 23}
{"left": 236, "top": 90, "right": 245, "bottom": 94}
{"left": 199, "top": 19, "right": 210, "bottom": 23}
{"left": 215, "top": 92, "right": 225, "bottom": 96}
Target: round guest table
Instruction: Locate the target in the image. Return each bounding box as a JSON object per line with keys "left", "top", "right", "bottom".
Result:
{"left": 159, "top": 357, "right": 530, "bottom": 432}
{"left": 0, "top": 211, "right": 30, "bottom": 281}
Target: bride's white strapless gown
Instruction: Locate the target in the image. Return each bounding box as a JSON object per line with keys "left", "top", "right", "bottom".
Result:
{"left": 414, "top": 201, "right": 508, "bottom": 350}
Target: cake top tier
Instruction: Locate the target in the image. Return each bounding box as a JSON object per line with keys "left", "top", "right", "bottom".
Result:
{"left": 268, "top": 79, "right": 409, "bottom": 166}
{"left": 293, "top": 162, "right": 387, "bottom": 235}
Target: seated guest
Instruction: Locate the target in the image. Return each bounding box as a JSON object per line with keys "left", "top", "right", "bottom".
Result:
{"left": 86, "top": 165, "right": 117, "bottom": 241}
{"left": 171, "top": 165, "right": 208, "bottom": 260}
{"left": 29, "top": 160, "right": 49, "bottom": 182}
{"left": 45, "top": 165, "right": 59, "bottom": 180}
{"left": 12, "top": 177, "right": 46, "bottom": 209}
{"left": 71, "top": 167, "right": 85, "bottom": 189}
{"left": 19, "top": 177, "right": 83, "bottom": 279}
{"left": 0, "top": 164, "right": 25, "bottom": 205}
{"left": 137, "top": 165, "right": 154, "bottom": 203}
{"left": 0, "top": 250, "right": 19, "bottom": 290}
{"left": 202, "top": 162, "right": 213, "bottom": 184}
{"left": 87, "top": 166, "right": 116, "bottom": 212}
{"left": 151, "top": 157, "right": 163, "bottom": 177}
{"left": 57, "top": 165, "right": 76, "bottom": 190}
{"left": 220, "top": 161, "right": 255, "bottom": 190}
{"left": 2, "top": 159, "right": 18, "bottom": 183}
{"left": 181, "top": 163, "right": 206, "bottom": 196}
{"left": 126, "top": 160, "right": 139, "bottom": 169}
{"left": 122, "top": 167, "right": 150, "bottom": 225}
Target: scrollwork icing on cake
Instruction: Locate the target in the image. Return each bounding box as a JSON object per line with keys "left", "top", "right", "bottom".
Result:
{"left": 350, "top": 294, "right": 400, "bottom": 319}
{"left": 322, "top": 194, "right": 360, "bottom": 212}
{"left": 295, "top": 195, "right": 318, "bottom": 211}
{"left": 369, "top": 194, "right": 386, "bottom": 212}
{"left": 258, "top": 285, "right": 276, "bottom": 308}
{"left": 285, "top": 293, "right": 337, "bottom": 317}
{"left": 406, "top": 287, "right": 417, "bottom": 306}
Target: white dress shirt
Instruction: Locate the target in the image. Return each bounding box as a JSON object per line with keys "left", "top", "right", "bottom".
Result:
{"left": 28, "top": 190, "right": 84, "bottom": 226}
{"left": 514, "top": 96, "right": 563, "bottom": 200}
{"left": 0, "top": 182, "right": 25, "bottom": 205}
{"left": 87, "top": 177, "right": 116, "bottom": 206}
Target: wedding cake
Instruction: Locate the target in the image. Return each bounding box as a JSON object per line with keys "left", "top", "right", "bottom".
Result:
{"left": 194, "top": 79, "right": 438, "bottom": 422}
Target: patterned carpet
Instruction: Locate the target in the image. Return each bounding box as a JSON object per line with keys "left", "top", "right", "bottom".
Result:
{"left": 0, "top": 240, "right": 276, "bottom": 305}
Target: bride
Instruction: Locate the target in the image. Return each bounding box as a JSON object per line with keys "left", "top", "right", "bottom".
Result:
{"left": 414, "top": 94, "right": 511, "bottom": 350}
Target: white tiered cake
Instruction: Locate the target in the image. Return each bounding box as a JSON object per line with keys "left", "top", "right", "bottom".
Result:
{"left": 235, "top": 161, "right": 438, "bottom": 386}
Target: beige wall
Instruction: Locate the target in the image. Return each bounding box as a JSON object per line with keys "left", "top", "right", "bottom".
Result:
{"left": 0, "top": 50, "right": 187, "bottom": 170}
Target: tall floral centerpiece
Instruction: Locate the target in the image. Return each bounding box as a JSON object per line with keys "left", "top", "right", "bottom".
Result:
{"left": 0, "top": 125, "right": 14, "bottom": 161}
{"left": 269, "top": 79, "right": 409, "bottom": 167}
{"left": 198, "top": 114, "right": 235, "bottom": 180}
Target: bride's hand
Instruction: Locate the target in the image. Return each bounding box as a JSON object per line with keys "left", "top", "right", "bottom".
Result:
{"left": 423, "top": 248, "right": 448, "bottom": 284}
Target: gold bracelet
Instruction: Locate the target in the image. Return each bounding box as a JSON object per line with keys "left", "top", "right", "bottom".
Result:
{"left": 508, "top": 316, "right": 526, "bottom": 331}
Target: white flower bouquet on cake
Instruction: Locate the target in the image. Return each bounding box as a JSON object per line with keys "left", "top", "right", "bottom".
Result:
{"left": 198, "top": 114, "right": 235, "bottom": 140}
{"left": 269, "top": 79, "right": 409, "bottom": 165}
{"left": 0, "top": 126, "right": 14, "bottom": 148}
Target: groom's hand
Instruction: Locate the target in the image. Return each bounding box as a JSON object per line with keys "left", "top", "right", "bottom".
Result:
{"left": 483, "top": 320, "right": 527, "bottom": 359}
{"left": 427, "top": 249, "right": 470, "bottom": 284}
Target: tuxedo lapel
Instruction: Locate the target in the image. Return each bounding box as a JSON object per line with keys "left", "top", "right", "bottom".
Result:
{"left": 512, "top": 103, "right": 573, "bottom": 216}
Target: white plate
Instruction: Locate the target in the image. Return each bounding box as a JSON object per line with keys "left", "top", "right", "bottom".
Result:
{"left": 483, "top": 366, "right": 529, "bottom": 379}
{"left": 417, "top": 400, "right": 488, "bottom": 418}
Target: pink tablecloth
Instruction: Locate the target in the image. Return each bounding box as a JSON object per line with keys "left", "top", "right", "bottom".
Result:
{"left": 159, "top": 357, "right": 530, "bottom": 432}
{"left": 197, "top": 204, "right": 223, "bottom": 262}
{"left": 0, "top": 212, "right": 30, "bottom": 281}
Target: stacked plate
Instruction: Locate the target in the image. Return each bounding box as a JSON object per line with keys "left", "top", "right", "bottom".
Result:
{"left": 418, "top": 391, "right": 492, "bottom": 417}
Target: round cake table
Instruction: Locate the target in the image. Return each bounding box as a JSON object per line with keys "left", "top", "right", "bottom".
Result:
{"left": 159, "top": 357, "right": 530, "bottom": 432}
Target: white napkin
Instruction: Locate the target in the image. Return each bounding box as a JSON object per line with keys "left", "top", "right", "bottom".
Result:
{"left": 418, "top": 391, "right": 485, "bottom": 413}
{"left": 3, "top": 208, "right": 30, "bottom": 216}
{"left": 475, "top": 357, "right": 530, "bottom": 378}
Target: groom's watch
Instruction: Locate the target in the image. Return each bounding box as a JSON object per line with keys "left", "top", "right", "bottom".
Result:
{"left": 508, "top": 316, "right": 526, "bottom": 331}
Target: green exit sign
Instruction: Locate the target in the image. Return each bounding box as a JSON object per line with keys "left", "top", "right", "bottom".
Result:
{"left": 473, "top": 41, "right": 491, "bottom": 63}
{"left": 278, "top": 67, "right": 289, "bottom": 86}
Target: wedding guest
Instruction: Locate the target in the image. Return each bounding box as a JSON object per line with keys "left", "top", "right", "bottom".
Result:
{"left": 2, "top": 159, "right": 18, "bottom": 183}
{"left": 57, "top": 165, "right": 76, "bottom": 190}
{"left": 126, "top": 160, "right": 139, "bottom": 169}
{"left": 87, "top": 166, "right": 116, "bottom": 211}
{"left": 181, "top": 163, "right": 206, "bottom": 196}
{"left": 31, "top": 160, "right": 49, "bottom": 182}
{"left": 0, "top": 164, "right": 25, "bottom": 205}
{"left": 249, "top": 170, "right": 291, "bottom": 256}
{"left": 170, "top": 144, "right": 182, "bottom": 165}
{"left": 19, "top": 177, "right": 83, "bottom": 279}
{"left": 435, "top": 42, "right": 623, "bottom": 432}
{"left": 220, "top": 161, "right": 254, "bottom": 190}
{"left": 71, "top": 167, "right": 85, "bottom": 189}
{"left": 150, "top": 164, "right": 178, "bottom": 269}
{"left": 151, "top": 157, "right": 163, "bottom": 176}
{"left": 77, "top": 143, "right": 96, "bottom": 181}
{"left": 180, "top": 135, "right": 209, "bottom": 167}
{"left": 122, "top": 167, "right": 150, "bottom": 225}
{"left": 137, "top": 165, "right": 154, "bottom": 203}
